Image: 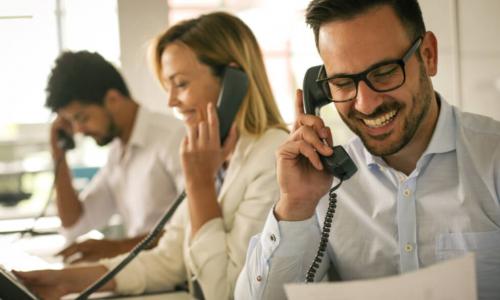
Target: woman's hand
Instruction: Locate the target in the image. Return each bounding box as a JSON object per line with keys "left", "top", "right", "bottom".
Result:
{"left": 181, "top": 102, "right": 238, "bottom": 187}
{"left": 181, "top": 102, "right": 238, "bottom": 236}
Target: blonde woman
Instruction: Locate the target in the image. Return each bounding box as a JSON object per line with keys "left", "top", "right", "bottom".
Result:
{"left": 15, "top": 12, "right": 288, "bottom": 300}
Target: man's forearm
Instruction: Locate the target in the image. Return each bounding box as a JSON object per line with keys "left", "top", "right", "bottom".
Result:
{"left": 54, "top": 157, "right": 83, "bottom": 227}
{"left": 64, "top": 265, "right": 116, "bottom": 294}
{"left": 118, "top": 230, "right": 165, "bottom": 253}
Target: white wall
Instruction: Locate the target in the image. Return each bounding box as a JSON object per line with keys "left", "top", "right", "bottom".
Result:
{"left": 420, "top": 0, "right": 500, "bottom": 121}
{"left": 117, "top": 0, "right": 170, "bottom": 113}
{"left": 458, "top": 0, "right": 500, "bottom": 119}
{"left": 115, "top": 1, "right": 500, "bottom": 121}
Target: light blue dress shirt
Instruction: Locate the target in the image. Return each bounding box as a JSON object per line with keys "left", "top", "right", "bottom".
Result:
{"left": 235, "top": 98, "right": 500, "bottom": 300}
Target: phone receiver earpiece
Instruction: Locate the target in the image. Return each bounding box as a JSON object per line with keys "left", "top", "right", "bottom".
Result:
{"left": 302, "top": 65, "right": 358, "bottom": 180}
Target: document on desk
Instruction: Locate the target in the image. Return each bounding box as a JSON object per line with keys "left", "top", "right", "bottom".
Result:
{"left": 285, "top": 253, "right": 477, "bottom": 300}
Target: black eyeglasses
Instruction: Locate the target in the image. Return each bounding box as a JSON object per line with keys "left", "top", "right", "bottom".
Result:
{"left": 317, "top": 36, "right": 423, "bottom": 103}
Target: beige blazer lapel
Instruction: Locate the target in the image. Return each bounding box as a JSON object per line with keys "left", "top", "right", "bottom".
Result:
{"left": 217, "top": 134, "right": 256, "bottom": 202}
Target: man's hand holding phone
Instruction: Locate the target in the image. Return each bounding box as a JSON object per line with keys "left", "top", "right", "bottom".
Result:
{"left": 274, "top": 90, "right": 335, "bottom": 221}
{"left": 50, "top": 116, "right": 74, "bottom": 160}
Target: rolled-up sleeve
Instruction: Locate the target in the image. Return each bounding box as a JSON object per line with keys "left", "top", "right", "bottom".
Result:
{"left": 59, "top": 166, "right": 115, "bottom": 242}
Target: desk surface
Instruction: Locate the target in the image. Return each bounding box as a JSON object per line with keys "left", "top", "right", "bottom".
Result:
{"left": 0, "top": 234, "right": 191, "bottom": 300}
{"left": 63, "top": 291, "right": 190, "bottom": 300}
{"left": 99, "top": 291, "right": 190, "bottom": 300}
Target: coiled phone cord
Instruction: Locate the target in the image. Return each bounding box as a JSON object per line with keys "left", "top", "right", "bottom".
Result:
{"left": 305, "top": 178, "right": 343, "bottom": 283}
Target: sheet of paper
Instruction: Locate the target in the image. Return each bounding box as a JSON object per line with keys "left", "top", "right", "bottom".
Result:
{"left": 285, "top": 253, "right": 477, "bottom": 300}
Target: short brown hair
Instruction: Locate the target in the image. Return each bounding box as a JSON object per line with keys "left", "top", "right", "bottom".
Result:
{"left": 306, "top": 0, "right": 426, "bottom": 46}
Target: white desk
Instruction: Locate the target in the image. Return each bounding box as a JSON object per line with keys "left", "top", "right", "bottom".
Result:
{"left": 0, "top": 233, "right": 64, "bottom": 270}
{"left": 99, "top": 291, "right": 190, "bottom": 300}
{"left": 0, "top": 234, "right": 191, "bottom": 300}
{"left": 126, "top": 292, "right": 190, "bottom": 299}
{"left": 63, "top": 291, "right": 190, "bottom": 300}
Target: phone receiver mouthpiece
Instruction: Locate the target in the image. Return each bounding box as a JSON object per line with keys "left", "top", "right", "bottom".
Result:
{"left": 322, "top": 146, "right": 357, "bottom": 180}
{"left": 56, "top": 129, "right": 76, "bottom": 151}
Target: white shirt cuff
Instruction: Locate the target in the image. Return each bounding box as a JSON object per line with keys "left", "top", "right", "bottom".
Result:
{"left": 260, "top": 208, "right": 318, "bottom": 260}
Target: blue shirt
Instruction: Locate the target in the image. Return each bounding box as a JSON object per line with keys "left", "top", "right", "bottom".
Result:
{"left": 235, "top": 98, "right": 500, "bottom": 300}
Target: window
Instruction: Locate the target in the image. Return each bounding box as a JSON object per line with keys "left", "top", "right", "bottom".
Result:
{"left": 0, "top": 0, "right": 119, "bottom": 218}
{"left": 0, "top": 0, "right": 120, "bottom": 126}
{"left": 0, "top": 0, "right": 58, "bottom": 124}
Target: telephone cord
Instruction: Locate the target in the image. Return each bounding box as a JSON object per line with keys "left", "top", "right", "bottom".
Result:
{"left": 305, "top": 178, "right": 343, "bottom": 283}
{"left": 12, "top": 155, "right": 64, "bottom": 240}
{"left": 75, "top": 190, "right": 186, "bottom": 300}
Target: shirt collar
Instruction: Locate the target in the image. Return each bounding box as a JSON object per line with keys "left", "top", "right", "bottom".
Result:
{"left": 363, "top": 93, "right": 456, "bottom": 168}
{"left": 421, "top": 94, "right": 456, "bottom": 156}
{"left": 127, "top": 106, "right": 149, "bottom": 149}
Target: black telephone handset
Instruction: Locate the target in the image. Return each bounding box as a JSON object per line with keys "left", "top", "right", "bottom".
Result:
{"left": 302, "top": 65, "right": 357, "bottom": 180}
{"left": 73, "top": 66, "right": 249, "bottom": 300}
{"left": 216, "top": 66, "right": 249, "bottom": 143}
{"left": 56, "top": 129, "right": 75, "bottom": 151}
{"left": 302, "top": 65, "right": 358, "bottom": 283}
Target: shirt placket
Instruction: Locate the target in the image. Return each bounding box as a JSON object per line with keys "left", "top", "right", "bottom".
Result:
{"left": 396, "top": 173, "right": 418, "bottom": 272}
{"left": 116, "top": 145, "right": 132, "bottom": 227}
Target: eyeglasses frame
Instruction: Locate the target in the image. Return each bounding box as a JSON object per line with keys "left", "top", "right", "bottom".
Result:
{"left": 316, "top": 36, "right": 424, "bottom": 103}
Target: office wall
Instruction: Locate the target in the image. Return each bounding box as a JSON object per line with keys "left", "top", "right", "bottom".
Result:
{"left": 117, "top": 0, "right": 170, "bottom": 113}
{"left": 115, "top": 1, "right": 500, "bottom": 121}
{"left": 420, "top": 0, "right": 500, "bottom": 120}
{"left": 458, "top": 0, "right": 500, "bottom": 119}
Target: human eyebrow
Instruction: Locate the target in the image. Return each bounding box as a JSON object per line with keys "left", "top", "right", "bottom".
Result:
{"left": 160, "top": 71, "right": 179, "bottom": 83}
{"left": 327, "top": 58, "right": 399, "bottom": 79}
{"left": 160, "top": 72, "right": 178, "bottom": 87}
{"left": 169, "top": 72, "right": 191, "bottom": 81}
{"left": 73, "top": 111, "right": 88, "bottom": 122}
{"left": 168, "top": 72, "right": 179, "bottom": 80}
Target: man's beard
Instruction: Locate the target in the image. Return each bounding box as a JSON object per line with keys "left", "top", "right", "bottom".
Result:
{"left": 96, "top": 113, "right": 119, "bottom": 146}
{"left": 339, "top": 63, "right": 433, "bottom": 157}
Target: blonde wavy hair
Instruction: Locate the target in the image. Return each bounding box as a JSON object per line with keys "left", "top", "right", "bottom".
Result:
{"left": 151, "top": 12, "right": 288, "bottom": 136}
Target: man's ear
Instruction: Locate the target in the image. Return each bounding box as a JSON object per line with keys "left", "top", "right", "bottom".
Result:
{"left": 103, "top": 89, "right": 122, "bottom": 110}
{"left": 420, "top": 31, "right": 438, "bottom": 77}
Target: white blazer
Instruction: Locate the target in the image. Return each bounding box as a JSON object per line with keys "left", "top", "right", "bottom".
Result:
{"left": 101, "top": 128, "right": 288, "bottom": 300}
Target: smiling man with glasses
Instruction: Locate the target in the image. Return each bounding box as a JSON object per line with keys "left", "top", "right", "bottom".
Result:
{"left": 236, "top": 1, "right": 500, "bottom": 299}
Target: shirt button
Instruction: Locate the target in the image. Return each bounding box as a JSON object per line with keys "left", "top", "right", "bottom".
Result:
{"left": 270, "top": 234, "right": 276, "bottom": 242}
{"left": 403, "top": 189, "right": 411, "bottom": 197}
{"left": 256, "top": 275, "right": 262, "bottom": 282}
{"left": 404, "top": 243, "right": 414, "bottom": 252}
